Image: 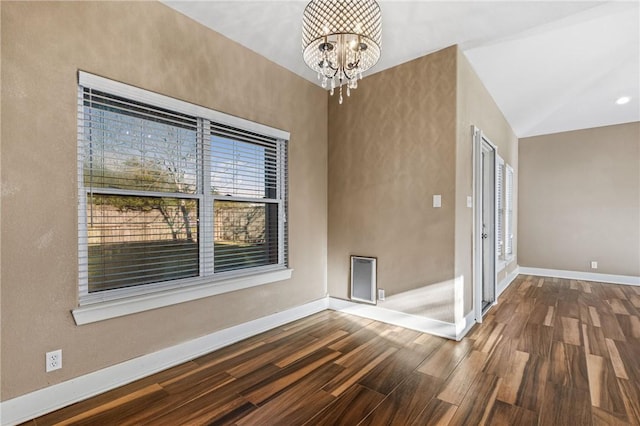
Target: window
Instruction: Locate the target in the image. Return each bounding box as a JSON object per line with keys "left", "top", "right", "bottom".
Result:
{"left": 78, "top": 72, "right": 289, "bottom": 305}
{"left": 495, "top": 157, "right": 514, "bottom": 265}
{"left": 210, "top": 124, "right": 286, "bottom": 273}
{"left": 496, "top": 155, "right": 505, "bottom": 259}
{"left": 505, "top": 164, "right": 514, "bottom": 257}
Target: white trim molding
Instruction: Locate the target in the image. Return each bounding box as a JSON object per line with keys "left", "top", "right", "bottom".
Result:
{"left": 519, "top": 267, "right": 640, "bottom": 286}
{"left": 328, "top": 297, "right": 472, "bottom": 341}
{"left": 498, "top": 266, "right": 520, "bottom": 297}
{"left": 1, "top": 297, "right": 327, "bottom": 426}
{"left": 72, "top": 268, "right": 293, "bottom": 325}
{"left": 457, "top": 311, "right": 477, "bottom": 340}
{"left": 2, "top": 293, "right": 508, "bottom": 425}
{"left": 78, "top": 71, "right": 290, "bottom": 140}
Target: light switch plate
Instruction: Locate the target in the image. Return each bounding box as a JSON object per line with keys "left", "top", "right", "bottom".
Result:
{"left": 433, "top": 195, "right": 441, "bottom": 208}
{"left": 467, "top": 196, "right": 473, "bottom": 208}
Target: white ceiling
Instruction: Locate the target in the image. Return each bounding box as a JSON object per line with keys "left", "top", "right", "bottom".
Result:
{"left": 163, "top": 1, "right": 640, "bottom": 137}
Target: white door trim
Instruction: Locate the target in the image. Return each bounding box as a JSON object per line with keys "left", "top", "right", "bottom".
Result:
{"left": 472, "top": 126, "right": 498, "bottom": 323}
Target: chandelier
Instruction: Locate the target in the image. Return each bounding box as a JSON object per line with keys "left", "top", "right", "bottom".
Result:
{"left": 302, "top": 0, "right": 382, "bottom": 104}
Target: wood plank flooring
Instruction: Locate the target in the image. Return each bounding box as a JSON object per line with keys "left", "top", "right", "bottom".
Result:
{"left": 26, "top": 275, "right": 640, "bottom": 425}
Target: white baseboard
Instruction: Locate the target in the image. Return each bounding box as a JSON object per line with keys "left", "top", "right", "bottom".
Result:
{"left": 0, "top": 298, "right": 329, "bottom": 426}
{"left": 519, "top": 267, "right": 640, "bottom": 286}
{"left": 328, "top": 297, "right": 460, "bottom": 340}
{"left": 498, "top": 266, "right": 520, "bottom": 297}
{"left": 456, "top": 311, "right": 477, "bottom": 341}
{"left": 2, "top": 287, "right": 517, "bottom": 425}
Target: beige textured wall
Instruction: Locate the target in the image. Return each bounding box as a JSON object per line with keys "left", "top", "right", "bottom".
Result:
{"left": 1, "top": 1, "right": 327, "bottom": 400}
{"left": 519, "top": 122, "right": 640, "bottom": 276}
{"left": 328, "top": 46, "right": 458, "bottom": 322}
{"left": 456, "top": 49, "right": 519, "bottom": 315}
{"left": 327, "top": 46, "right": 517, "bottom": 323}
{"left": 0, "top": 0, "right": 3, "bottom": 406}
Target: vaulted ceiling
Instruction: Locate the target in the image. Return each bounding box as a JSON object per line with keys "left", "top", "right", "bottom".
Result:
{"left": 164, "top": 1, "right": 640, "bottom": 137}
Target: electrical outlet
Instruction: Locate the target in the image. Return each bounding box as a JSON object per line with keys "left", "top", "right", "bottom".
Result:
{"left": 46, "top": 349, "right": 62, "bottom": 372}
{"left": 378, "top": 289, "right": 385, "bottom": 301}
{"left": 591, "top": 261, "right": 598, "bottom": 270}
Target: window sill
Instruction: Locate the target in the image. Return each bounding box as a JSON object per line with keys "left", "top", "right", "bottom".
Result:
{"left": 72, "top": 268, "right": 293, "bottom": 325}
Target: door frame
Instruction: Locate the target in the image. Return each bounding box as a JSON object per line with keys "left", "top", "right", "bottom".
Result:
{"left": 472, "top": 126, "right": 498, "bottom": 323}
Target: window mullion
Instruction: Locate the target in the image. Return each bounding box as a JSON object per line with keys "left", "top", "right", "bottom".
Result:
{"left": 89, "top": 187, "right": 199, "bottom": 200}
{"left": 212, "top": 195, "right": 280, "bottom": 204}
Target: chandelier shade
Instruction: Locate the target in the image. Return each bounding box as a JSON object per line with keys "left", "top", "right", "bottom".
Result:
{"left": 302, "top": 0, "right": 382, "bottom": 103}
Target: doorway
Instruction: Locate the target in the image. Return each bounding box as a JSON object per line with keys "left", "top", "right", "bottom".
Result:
{"left": 473, "top": 127, "right": 497, "bottom": 322}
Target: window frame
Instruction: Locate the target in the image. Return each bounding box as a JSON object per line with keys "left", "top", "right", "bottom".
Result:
{"left": 495, "top": 155, "right": 505, "bottom": 260}
{"left": 505, "top": 164, "right": 514, "bottom": 258}
{"left": 75, "top": 72, "right": 291, "bottom": 321}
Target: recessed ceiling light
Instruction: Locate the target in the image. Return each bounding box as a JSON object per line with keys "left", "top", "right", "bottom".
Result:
{"left": 616, "top": 96, "right": 631, "bottom": 105}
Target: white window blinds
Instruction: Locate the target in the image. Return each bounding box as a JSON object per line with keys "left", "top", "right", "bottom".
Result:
{"left": 79, "top": 88, "right": 201, "bottom": 295}
{"left": 210, "top": 123, "right": 288, "bottom": 273}
{"left": 505, "top": 164, "right": 514, "bottom": 256}
{"left": 78, "top": 72, "right": 289, "bottom": 304}
{"left": 496, "top": 155, "right": 505, "bottom": 258}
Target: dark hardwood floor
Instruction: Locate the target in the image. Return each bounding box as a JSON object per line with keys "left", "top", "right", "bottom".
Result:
{"left": 26, "top": 275, "right": 640, "bottom": 425}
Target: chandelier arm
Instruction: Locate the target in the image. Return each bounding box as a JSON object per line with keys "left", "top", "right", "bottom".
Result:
{"left": 345, "top": 57, "right": 360, "bottom": 70}
{"left": 321, "top": 66, "right": 340, "bottom": 79}
{"left": 342, "top": 67, "right": 357, "bottom": 81}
